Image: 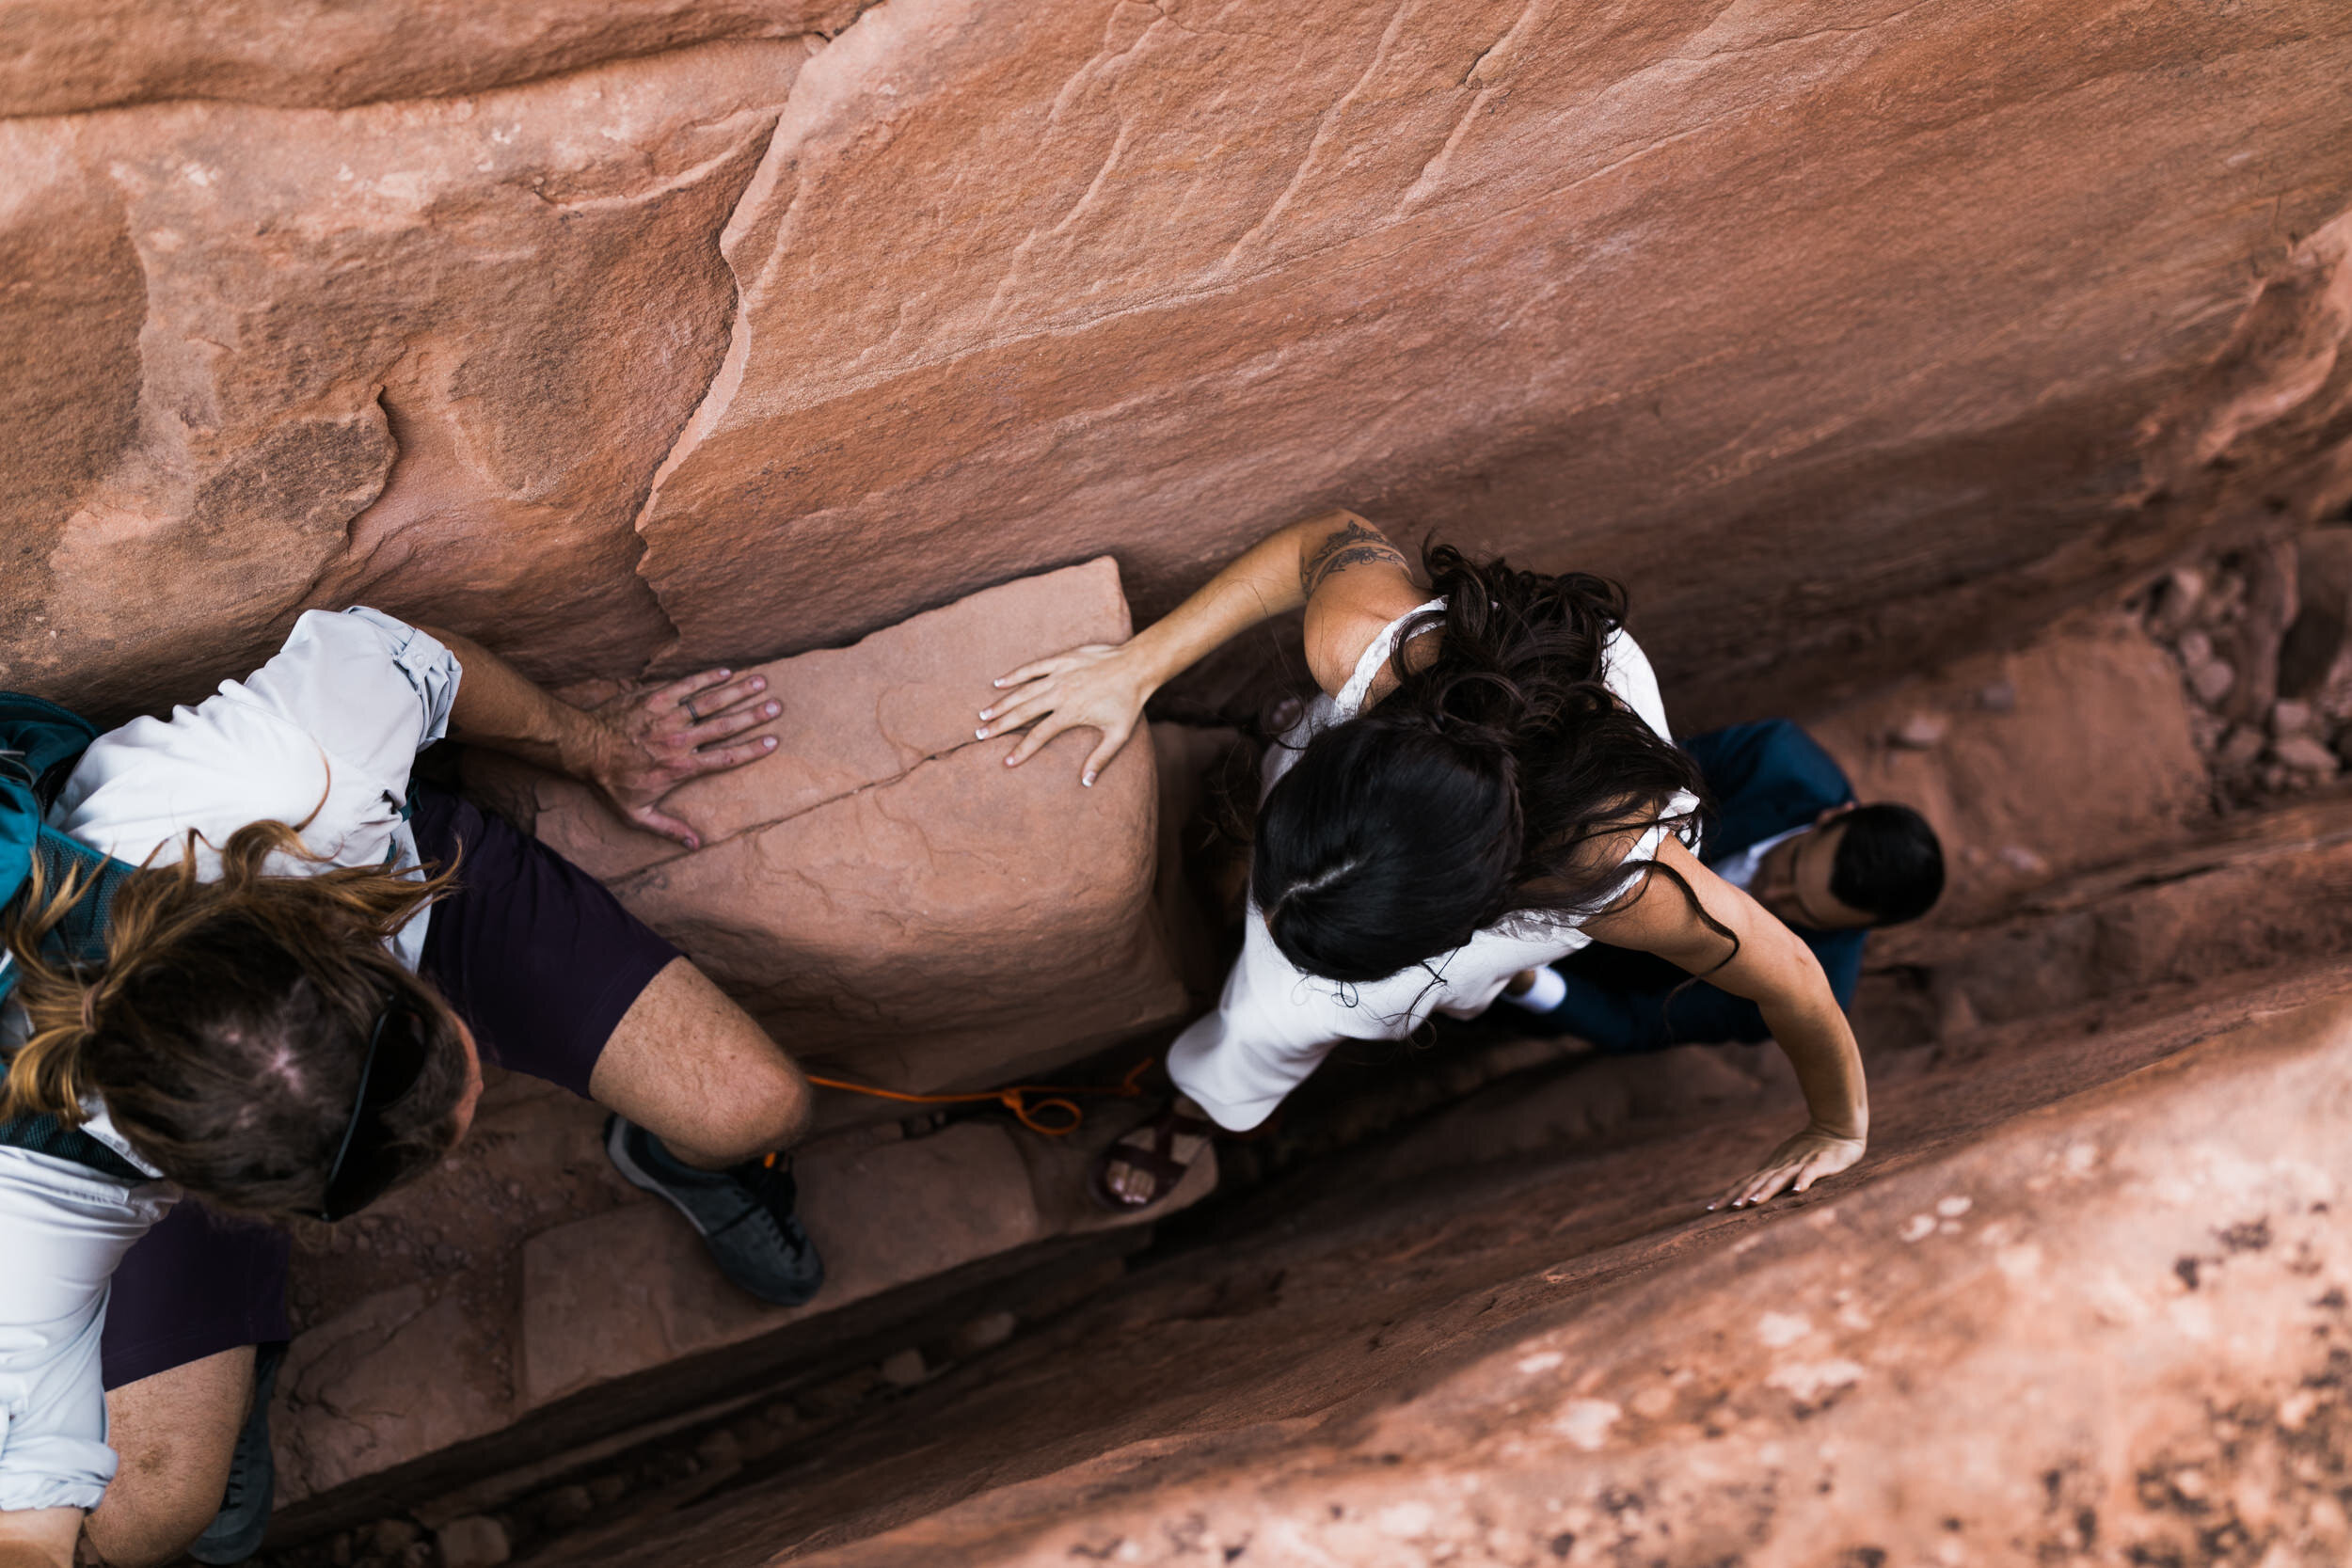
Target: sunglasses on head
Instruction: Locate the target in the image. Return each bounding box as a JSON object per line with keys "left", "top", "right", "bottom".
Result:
{"left": 307, "top": 990, "right": 435, "bottom": 1224}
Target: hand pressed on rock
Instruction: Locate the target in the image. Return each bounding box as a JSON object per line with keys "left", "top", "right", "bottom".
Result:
{"left": 980, "top": 642, "right": 1152, "bottom": 785}
{"left": 1709, "top": 1126, "right": 1866, "bottom": 1211}
{"left": 588, "top": 667, "right": 782, "bottom": 847}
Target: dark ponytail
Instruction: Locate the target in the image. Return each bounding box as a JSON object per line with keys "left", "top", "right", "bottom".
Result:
{"left": 1254, "top": 543, "right": 1715, "bottom": 983}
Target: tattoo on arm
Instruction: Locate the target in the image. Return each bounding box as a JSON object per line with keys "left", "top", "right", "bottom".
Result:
{"left": 1299, "top": 521, "right": 1410, "bottom": 596}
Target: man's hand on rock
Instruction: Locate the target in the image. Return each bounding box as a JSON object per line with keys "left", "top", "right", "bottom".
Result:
{"left": 587, "top": 668, "right": 782, "bottom": 847}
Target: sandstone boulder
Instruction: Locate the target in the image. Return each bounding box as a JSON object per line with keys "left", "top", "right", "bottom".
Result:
{"left": 478, "top": 558, "right": 1189, "bottom": 1101}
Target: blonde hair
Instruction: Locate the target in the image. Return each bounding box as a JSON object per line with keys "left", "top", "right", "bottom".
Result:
{"left": 1, "top": 820, "right": 472, "bottom": 1217}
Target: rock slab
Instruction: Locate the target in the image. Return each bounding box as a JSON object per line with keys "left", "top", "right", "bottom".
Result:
{"left": 489, "top": 558, "right": 1189, "bottom": 1099}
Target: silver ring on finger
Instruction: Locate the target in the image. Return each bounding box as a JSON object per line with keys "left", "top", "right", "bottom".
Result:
{"left": 683, "top": 700, "right": 699, "bottom": 722}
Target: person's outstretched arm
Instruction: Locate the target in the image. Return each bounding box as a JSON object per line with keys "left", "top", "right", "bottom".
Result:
{"left": 1581, "top": 833, "right": 1869, "bottom": 1209}
{"left": 980, "top": 510, "right": 1427, "bottom": 784}
{"left": 411, "top": 625, "right": 782, "bottom": 849}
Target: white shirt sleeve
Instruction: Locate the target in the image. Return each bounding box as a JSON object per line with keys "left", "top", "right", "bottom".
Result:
{"left": 50, "top": 609, "right": 461, "bottom": 876}
{"left": 234, "top": 609, "right": 459, "bottom": 784}
{"left": 0, "top": 1154, "right": 173, "bottom": 1513}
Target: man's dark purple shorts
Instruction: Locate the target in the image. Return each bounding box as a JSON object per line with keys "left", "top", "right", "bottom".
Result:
{"left": 98, "top": 784, "right": 681, "bottom": 1390}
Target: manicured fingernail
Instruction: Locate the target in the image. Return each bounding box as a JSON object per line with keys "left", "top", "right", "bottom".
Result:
{"left": 748, "top": 675, "right": 764, "bottom": 689}
{"left": 1004, "top": 754, "right": 1017, "bottom": 766}
{"left": 976, "top": 728, "right": 989, "bottom": 740}
{"left": 993, "top": 678, "right": 1007, "bottom": 688}
{"left": 715, "top": 669, "right": 730, "bottom": 678}
{"left": 763, "top": 736, "right": 778, "bottom": 748}
{"left": 978, "top": 708, "right": 993, "bottom": 721}
{"left": 1083, "top": 771, "right": 1096, "bottom": 787}
{"left": 764, "top": 702, "right": 780, "bottom": 716}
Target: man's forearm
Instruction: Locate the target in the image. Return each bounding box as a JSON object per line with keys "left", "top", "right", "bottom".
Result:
{"left": 411, "top": 624, "right": 610, "bottom": 780}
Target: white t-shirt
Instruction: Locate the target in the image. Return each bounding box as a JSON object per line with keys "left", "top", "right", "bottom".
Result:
{"left": 1167, "top": 600, "right": 1699, "bottom": 1131}
{"left": 0, "top": 608, "right": 457, "bottom": 1513}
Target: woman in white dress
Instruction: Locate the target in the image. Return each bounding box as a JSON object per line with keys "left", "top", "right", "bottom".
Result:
{"left": 981, "top": 512, "right": 1867, "bottom": 1212}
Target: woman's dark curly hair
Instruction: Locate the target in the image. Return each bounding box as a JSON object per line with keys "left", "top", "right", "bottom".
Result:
{"left": 1253, "top": 543, "right": 1717, "bottom": 984}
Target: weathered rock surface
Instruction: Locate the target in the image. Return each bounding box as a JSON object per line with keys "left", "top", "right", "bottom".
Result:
{"left": 480, "top": 559, "right": 1190, "bottom": 1097}
{"left": 1811, "top": 610, "right": 2211, "bottom": 924}
{"left": 0, "top": 40, "right": 809, "bottom": 712}
{"left": 547, "top": 978, "right": 2352, "bottom": 1568}
{"left": 0, "top": 1, "right": 863, "bottom": 116}
{"left": 6, "top": 0, "right": 2352, "bottom": 725}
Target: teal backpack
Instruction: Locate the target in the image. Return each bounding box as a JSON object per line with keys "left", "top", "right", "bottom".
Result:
{"left": 0, "top": 694, "right": 147, "bottom": 1181}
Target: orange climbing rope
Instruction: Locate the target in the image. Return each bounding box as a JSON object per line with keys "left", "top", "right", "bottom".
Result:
{"left": 801, "top": 1055, "right": 1158, "bottom": 1137}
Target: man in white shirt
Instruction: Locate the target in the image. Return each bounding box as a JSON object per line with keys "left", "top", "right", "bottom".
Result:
{"left": 0, "top": 609, "right": 819, "bottom": 1568}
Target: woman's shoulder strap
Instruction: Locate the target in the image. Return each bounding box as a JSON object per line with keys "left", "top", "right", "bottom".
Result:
{"left": 1333, "top": 596, "right": 1448, "bottom": 718}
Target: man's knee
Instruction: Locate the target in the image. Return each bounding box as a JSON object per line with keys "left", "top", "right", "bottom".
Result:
{"left": 697, "top": 1056, "right": 813, "bottom": 1162}
{"left": 592, "top": 959, "right": 814, "bottom": 1162}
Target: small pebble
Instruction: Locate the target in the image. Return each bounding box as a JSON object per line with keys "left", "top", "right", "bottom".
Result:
{"left": 2149, "top": 566, "right": 2207, "bottom": 634}
{"left": 2272, "top": 735, "right": 2340, "bottom": 774}
{"left": 1890, "top": 712, "right": 1948, "bottom": 750}
{"left": 2218, "top": 726, "right": 2267, "bottom": 768}
{"left": 949, "top": 1310, "right": 1020, "bottom": 1358}
{"left": 536, "top": 1484, "right": 593, "bottom": 1530}
{"left": 2271, "top": 698, "right": 2316, "bottom": 736}
{"left": 369, "top": 1521, "right": 421, "bottom": 1555}
{"left": 435, "top": 1515, "right": 511, "bottom": 1568}
{"left": 1997, "top": 845, "right": 2050, "bottom": 877}
{"left": 2189, "top": 657, "right": 2236, "bottom": 706}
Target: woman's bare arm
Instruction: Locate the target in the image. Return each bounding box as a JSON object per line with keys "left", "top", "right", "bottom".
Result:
{"left": 411, "top": 624, "right": 782, "bottom": 848}
{"left": 1580, "top": 833, "right": 1869, "bottom": 1208}
{"left": 981, "top": 511, "right": 1424, "bottom": 783}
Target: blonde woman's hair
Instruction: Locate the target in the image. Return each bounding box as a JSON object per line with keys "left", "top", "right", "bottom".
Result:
{"left": 1, "top": 820, "right": 471, "bottom": 1218}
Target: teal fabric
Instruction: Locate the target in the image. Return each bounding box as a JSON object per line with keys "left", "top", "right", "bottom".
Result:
{"left": 0, "top": 695, "right": 147, "bottom": 1183}
{"left": 0, "top": 692, "right": 100, "bottom": 920}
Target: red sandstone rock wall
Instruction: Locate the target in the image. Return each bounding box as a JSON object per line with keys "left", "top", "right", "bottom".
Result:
{"left": 6, "top": 1, "right": 2351, "bottom": 721}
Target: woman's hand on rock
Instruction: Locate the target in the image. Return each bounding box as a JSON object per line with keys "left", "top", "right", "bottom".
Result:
{"left": 586, "top": 667, "right": 782, "bottom": 847}
{"left": 1709, "top": 1125, "right": 1866, "bottom": 1211}
{"left": 981, "top": 642, "right": 1152, "bottom": 784}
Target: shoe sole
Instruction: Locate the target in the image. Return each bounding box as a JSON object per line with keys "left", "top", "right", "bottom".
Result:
{"left": 185, "top": 1341, "right": 289, "bottom": 1564}
{"left": 604, "top": 1115, "right": 721, "bottom": 1240}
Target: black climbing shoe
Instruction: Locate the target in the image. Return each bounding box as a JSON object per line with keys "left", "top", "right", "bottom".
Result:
{"left": 186, "top": 1338, "right": 288, "bottom": 1565}
{"left": 603, "top": 1115, "right": 825, "bottom": 1307}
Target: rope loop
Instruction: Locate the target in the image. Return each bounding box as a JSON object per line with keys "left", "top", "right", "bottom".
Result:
{"left": 803, "top": 1055, "right": 1156, "bottom": 1139}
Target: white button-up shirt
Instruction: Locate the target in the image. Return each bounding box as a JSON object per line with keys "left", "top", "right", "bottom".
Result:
{"left": 0, "top": 609, "right": 457, "bottom": 1513}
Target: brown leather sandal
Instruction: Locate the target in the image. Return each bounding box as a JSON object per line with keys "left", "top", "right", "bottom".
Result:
{"left": 1091, "top": 1102, "right": 1216, "bottom": 1212}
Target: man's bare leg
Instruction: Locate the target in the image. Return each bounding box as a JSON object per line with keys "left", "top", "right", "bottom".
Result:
{"left": 82, "top": 1348, "right": 250, "bottom": 1568}
{"left": 586, "top": 958, "right": 813, "bottom": 1169}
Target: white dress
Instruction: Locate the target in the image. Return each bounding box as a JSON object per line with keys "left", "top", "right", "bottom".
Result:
{"left": 1166, "top": 600, "right": 1699, "bottom": 1131}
